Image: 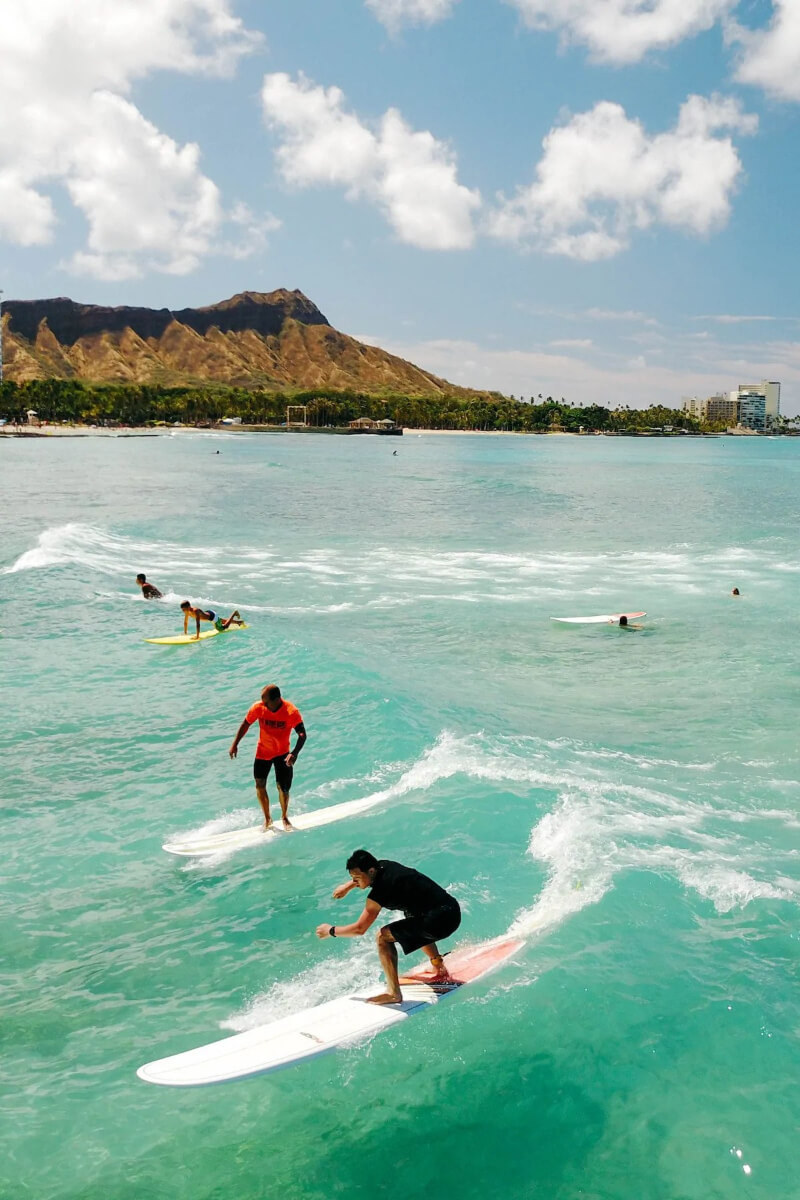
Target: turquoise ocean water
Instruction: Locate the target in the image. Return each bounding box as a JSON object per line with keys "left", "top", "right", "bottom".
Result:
{"left": 2, "top": 431, "right": 799, "bottom": 1200}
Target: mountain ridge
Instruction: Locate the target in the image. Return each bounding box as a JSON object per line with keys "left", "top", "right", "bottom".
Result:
{"left": 2, "top": 290, "right": 474, "bottom": 395}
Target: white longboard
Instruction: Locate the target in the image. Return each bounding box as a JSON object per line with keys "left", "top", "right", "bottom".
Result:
{"left": 137, "top": 937, "right": 523, "bottom": 1087}
{"left": 163, "top": 791, "right": 393, "bottom": 857}
{"left": 550, "top": 611, "right": 646, "bottom": 625}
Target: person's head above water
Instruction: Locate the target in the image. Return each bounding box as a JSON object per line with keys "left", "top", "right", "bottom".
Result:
{"left": 619, "top": 615, "right": 628, "bottom": 626}
{"left": 180, "top": 600, "right": 192, "bottom": 611}
{"left": 732, "top": 587, "right": 740, "bottom": 596}
{"left": 261, "top": 683, "right": 282, "bottom": 711}
{"left": 346, "top": 848, "right": 379, "bottom": 888}
{"left": 136, "top": 573, "right": 147, "bottom": 584}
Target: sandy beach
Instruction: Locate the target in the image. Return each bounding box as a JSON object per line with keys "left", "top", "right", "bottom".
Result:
{"left": 0, "top": 423, "right": 580, "bottom": 438}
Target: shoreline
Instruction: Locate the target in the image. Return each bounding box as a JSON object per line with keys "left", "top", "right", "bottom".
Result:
{"left": 0, "top": 423, "right": 779, "bottom": 440}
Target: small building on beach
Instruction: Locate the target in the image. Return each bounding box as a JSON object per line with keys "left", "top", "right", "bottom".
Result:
{"left": 347, "top": 417, "right": 402, "bottom": 435}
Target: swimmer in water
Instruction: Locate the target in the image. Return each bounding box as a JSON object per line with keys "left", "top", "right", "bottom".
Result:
{"left": 180, "top": 601, "right": 244, "bottom": 639}
{"left": 618, "top": 615, "right": 644, "bottom": 630}
{"left": 136, "top": 573, "right": 163, "bottom": 600}
{"left": 732, "top": 587, "right": 740, "bottom": 596}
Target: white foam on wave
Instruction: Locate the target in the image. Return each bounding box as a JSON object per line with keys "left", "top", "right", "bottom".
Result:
{"left": 170, "top": 734, "right": 482, "bottom": 864}
{"left": 510, "top": 772, "right": 800, "bottom": 939}
{"left": 5, "top": 523, "right": 223, "bottom": 579}
{"left": 7, "top": 524, "right": 797, "bottom": 610}
{"left": 221, "top": 942, "right": 379, "bottom": 1032}
{"left": 207, "top": 728, "right": 799, "bottom": 1027}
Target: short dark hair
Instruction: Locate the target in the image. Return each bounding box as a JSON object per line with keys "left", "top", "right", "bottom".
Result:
{"left": 262, "top": 684, "right": 281, "bottom": 702}
{"left": 619, "top": 615, "right": 628, "bottom": 625}
{"left": 347, "top": 849, "right": 378, "bottom": 873}
{"left": 180, "top": 600, "right": 191, "bottom": 609}
{"left": 137, "top": 573, "right": 146, "bottom": 582}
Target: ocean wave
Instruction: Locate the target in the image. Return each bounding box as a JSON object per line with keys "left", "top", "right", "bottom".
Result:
{"left": 173, "top": 728, "right": 800, "bottom": 958}
{"left": 221, "top": 943, "right": 379, "bottom": 1032}
{"left": 6, "top": 524, "right": 798, "bottom": 609}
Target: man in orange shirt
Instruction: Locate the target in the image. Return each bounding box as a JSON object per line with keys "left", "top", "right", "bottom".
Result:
{"left": 229, "top": 684, "right": 307, "bottom": 830}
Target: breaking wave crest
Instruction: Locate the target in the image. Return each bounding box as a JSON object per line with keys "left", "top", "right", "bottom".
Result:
{"left": 202, "top": 728, "right": 800, "bottom": 1025}
{"left": 6, "top": 524, "right": 799, "bottom": 610}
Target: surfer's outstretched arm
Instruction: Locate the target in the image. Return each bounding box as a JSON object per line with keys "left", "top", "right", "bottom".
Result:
{"left": 316, "top": 899, "right": 381, "bottom": 940}
{"left": 332, "top": 879, "right": 358, "bottom": 900}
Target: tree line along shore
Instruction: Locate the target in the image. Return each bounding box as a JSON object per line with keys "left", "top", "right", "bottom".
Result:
{"left": 0, "top": 379, "right": 730, "bottom": 434}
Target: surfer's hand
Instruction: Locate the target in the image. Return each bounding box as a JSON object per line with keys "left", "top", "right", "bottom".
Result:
{"left": 285, "top": 753, "right": 295, "bottom": 767}
{"left": 316, "top": 924, "right": 333, "bottom": 939}
{"left": 332, "top": 883, "right": 351, "bottom": 900}
{"left": 229, "top": 745, "right": 238, "bottom": 759}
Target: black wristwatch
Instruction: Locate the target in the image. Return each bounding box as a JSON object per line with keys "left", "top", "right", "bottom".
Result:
{"left": 329, "top": 925, "right": 336, "bottom": 937}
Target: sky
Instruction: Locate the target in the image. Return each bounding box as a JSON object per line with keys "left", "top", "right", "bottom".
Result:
{"left": 3, "top": 0, "right": 800, "bottom": 412}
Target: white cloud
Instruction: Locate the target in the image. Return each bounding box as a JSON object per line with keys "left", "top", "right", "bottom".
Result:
{"left": 262, "top": 73, "right": 480, "bottom": 250}
{"left": 731, "top": 2, "right": 800, "bottom": 102}
{"left": 490, "top": 94, "right": 757, "bottom": 260}
{"left": 369, "top": 332, "right": 800, "bottom": 413}
{"left": 507, "top": 0, "right": 734, "bottom": 64}
{"left": 585, "top": 308, "right": 658, "bottom": 323}
{"left": 697, "top": 313, "right": 780, "bottom": 323}
{"left": 0, "top": 0, "right": 264, "bottom": 278}
{"left": 551, "top": 338, "right": 593, "bottom": 347}
{"left": 367, "top": 0, "right": 459, "bottom": 29}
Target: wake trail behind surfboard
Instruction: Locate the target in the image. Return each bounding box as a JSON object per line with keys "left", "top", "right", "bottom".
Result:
{"left": 162, "top": 733, "right": 468, "bottom": 858}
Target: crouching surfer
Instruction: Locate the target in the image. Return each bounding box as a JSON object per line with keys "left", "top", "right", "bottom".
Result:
{"left": 180, "top": 600, "right": 244, "bottom": 639}
{"left": 316, "top": 849, "right": 461, "bottom": 1005}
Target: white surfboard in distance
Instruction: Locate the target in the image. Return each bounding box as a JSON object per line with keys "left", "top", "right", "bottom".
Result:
{"left": 137, "top": 937, "right": 523, "bottom": 1087}
{"left": 550, "top": 611, "right": 646, "bottom": 625}
{"left": 163, "top": 791, "right": 392, "bottom": 857}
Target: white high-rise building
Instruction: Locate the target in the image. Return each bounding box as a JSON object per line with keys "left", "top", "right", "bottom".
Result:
{"left": 682, "top": 395, "right": 706, "bottom": 420}
{"left": 733, "top": 381, "right": 781, "bottom": 425}
{"left": 683, "top": 381, "right": 781, "bottom": 429}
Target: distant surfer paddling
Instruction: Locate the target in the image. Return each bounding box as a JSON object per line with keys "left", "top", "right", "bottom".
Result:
{"left": 317, "top": 850, "right": 462, "bottom": 1005}
{"left": 229, "top": 685, "right": 306, "bottom": 830}
{"left": 180, "top": 601, "right": 244, "bottom": 639}
{"left": 136, "top": 573, "right": 162, "bottom": 599}
{"left": 617, "top": 615, "right": 643, "bottom": 630}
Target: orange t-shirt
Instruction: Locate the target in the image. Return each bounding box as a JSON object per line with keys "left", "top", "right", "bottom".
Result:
{"left": 245, "top": 700, "right": 303, "bottom": 759}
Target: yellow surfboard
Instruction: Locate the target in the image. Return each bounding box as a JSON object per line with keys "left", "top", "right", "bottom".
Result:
{"left": 144, "top": 623, "right": 248, "bottom": 646}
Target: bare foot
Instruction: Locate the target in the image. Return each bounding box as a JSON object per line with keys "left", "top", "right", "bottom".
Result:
{"left": 366, "top": 992, "right": 403, "bottom": 1006}
{"left": 263, "top": 818, "right": 273, "bottom": 832}
{"left": 282, "top": 818, "right": 295, "bottom": 831}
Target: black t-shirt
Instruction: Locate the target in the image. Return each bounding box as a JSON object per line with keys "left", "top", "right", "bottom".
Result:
{"left": 368, "top": 860, "right": 454, "bottom": 917}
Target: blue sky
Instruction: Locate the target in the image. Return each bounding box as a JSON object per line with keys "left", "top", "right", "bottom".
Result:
{"left": 3, "top": 0, "right": 800, "bottom": 411}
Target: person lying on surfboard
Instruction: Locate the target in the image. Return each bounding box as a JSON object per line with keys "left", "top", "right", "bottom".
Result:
{"left": 316, "top": 849, "right": 462, "bottom": 1006}
{"left": 617, "top": 615, "right": 643, "bottom": 630}
{"left": 229, "top": 684, "right": 306, "bottom": 831}
{"left": 180, "top": 601, "right": 244, "bottom": 640}
{"left": 136, "top": 573, "right": 163, "bottom": 599}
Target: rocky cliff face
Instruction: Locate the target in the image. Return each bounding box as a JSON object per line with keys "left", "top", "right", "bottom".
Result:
{"left": 2, "top": 290, "right": 462, "bottom": 394}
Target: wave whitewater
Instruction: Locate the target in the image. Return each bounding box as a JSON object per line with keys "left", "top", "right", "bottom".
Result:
{"left": 6, "top": 523, "right": 799, "bottom": 609}
{"left": 217, "top": 729, "right": 799, "bottom": 1029}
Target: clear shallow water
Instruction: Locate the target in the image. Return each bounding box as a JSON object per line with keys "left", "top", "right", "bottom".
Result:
{"left": 1, "top": 431, "right": 798, "bottom": 1200}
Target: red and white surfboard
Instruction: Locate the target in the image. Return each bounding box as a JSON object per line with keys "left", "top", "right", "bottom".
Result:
{"left": 137, "top": 937, "right": 523, "bottom": 1087}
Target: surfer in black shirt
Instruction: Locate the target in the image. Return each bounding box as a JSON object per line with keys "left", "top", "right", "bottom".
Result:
{"left": 316, "top": 849, "right": 461, "bottom": 1005}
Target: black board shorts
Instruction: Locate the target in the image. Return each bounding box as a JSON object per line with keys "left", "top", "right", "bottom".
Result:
{"left": 253, "top": 755, "right": 293, "bottom": 790}
{"left": 385, "top": 900, "right": 461, "bottom": 956}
